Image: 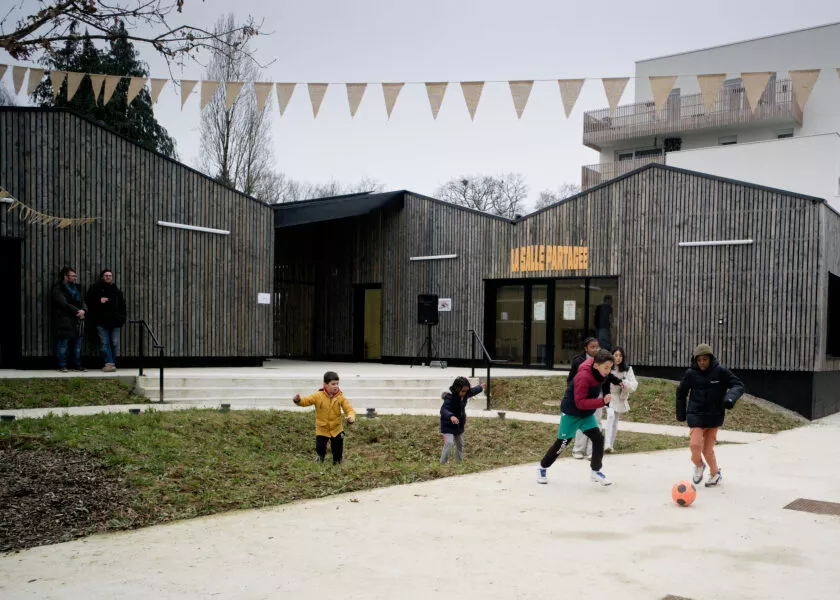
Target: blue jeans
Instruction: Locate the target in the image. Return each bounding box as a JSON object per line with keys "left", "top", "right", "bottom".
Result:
{"left": 57, "top": 336, "right": 82, "bottom": 369}
{"left": 96, "top": 326, "right": 121, "bottom": 365}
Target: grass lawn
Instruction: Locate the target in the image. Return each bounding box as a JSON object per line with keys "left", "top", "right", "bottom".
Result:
{"left": 0, "top": 378, "right": 144, "bottom": 410}
{"left": 490, "top": 376, "right": 803, "bottom": 433}
{"left": 1, "top": 409, "right": 687, "bottom": 551}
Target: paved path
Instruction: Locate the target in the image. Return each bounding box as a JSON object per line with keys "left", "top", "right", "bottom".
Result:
{"left": 0, "top": 402, "right": 768, "bottom": 443}
{"left": 1, "top": 415, "right": 837, "bottom": 599}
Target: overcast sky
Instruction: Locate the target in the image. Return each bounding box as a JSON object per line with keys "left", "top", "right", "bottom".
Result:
{"left": 3, "top": 0, "right": 840, "bottom": 208}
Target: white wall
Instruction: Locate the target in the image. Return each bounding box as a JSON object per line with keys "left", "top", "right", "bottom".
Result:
{"left": 666, "top": 133, "right": 840, "bottom": 210}
{"left": 634, "top": 23, "right": 840, "bottom": 138}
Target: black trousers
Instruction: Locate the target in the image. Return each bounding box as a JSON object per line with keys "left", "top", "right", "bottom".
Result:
{"left": 540, "top": 427, "right": 605, "bottom": 472}
{"left": 315, "top": 432, "right": 345, "bottom": 464}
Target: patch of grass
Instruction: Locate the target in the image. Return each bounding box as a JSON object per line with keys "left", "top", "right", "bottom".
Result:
{"left": 491, "top": 376, "right": 802, "bottom": 433}
{"left": 1, "top": 410, "right": 686, "bottom": 544}
{"left": 0, "top": 378, "right": 144, "bottom": 410}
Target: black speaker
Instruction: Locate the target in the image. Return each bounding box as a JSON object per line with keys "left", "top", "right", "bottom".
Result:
{"left": 417, "top": 294, "right": 439, "bottom": 325}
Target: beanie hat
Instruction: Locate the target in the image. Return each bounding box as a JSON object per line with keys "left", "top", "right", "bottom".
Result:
{"left": 693, "top": 343, "right": 713, "bottom": 359}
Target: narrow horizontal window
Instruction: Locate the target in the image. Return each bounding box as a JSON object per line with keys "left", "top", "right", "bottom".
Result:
{"left": 409, "top": 254, "right": 458, "bottom": 261}
{"left": 678, "top": 239, "right": 754, "bottom": 247}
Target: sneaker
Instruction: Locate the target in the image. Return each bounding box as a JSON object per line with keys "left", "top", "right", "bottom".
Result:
{"left": 72, "top": 367, "right": 87, "bottom": 372}
{"left": 693, "top": 462, "right": 706, "bottom": 485}
{"left": 590, "top": 471, "right": 612, "bottom": 486}
{"left": 604, "top": 447, "right": 614, "bottom": 454}
{"left": 536, "top": 467, "right": 547, "bottom": 484}
{"left": 103, "top": 364, "right": 117, "bottom": 372}
{"left": 57, "top": 368, "right": 68, "bottom": 373}
{"left": 572, "top": 451, "right": 585, "bottom": 460}
{"left": 705, "top": 469, "right": 722, "bottom": 487}
{"left": 585, "top": 454, "right": 593, "bottom": 460}
{"left": 314, "top": 456, "right": 324, "bottom": 463}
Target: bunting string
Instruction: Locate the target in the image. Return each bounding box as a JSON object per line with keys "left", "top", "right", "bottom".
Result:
{"left": 0, "top": 187, "right": 99, "bottom": 228}
{"left": 0, "top": 62, "right": 835, "bottom": 121}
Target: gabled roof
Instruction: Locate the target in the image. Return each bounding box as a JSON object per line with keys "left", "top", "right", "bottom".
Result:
{"left": 273, "top": 190, "right": 405, "bottom": 227}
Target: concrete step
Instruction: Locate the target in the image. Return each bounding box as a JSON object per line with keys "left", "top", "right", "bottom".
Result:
{"left": 140, "top": 397, "right": 485, "bottom": 410}
{"left": 135, "top": 377, "right": 468, "bottom": 389}
{"left": 140, "top": 387, "right": 482, "bottom": 400}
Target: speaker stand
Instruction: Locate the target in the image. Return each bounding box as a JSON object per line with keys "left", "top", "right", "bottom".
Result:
{"left": 410, "top": 324, "right": 443, "bottom": 368}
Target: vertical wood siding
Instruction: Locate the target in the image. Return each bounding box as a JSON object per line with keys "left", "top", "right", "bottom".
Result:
{"left": 0, "top": 108, "right": 274, "bottom": 360}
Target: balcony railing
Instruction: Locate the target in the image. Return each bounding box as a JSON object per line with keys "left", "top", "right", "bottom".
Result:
{"left": 581, "top": 154, "right": 665, "bottom": 190}
{"left": 582, "top": 79, "right": 801, "bottom": 150}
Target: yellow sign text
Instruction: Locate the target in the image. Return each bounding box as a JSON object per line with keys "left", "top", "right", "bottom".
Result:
{"left": 510, "top": 245, "right": 588, "bottom": 273}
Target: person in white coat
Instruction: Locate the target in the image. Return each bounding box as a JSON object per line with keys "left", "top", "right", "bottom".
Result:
{"left": 604, "top": 346, "right": 638, "bottom": 453}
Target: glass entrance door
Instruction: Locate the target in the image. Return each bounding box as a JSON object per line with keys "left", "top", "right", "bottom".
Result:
{"left": 494, "top": 285, "right": 525, "bottom": 364}
{"left": 554, "top": 280, "right": 587, "bottom": 366}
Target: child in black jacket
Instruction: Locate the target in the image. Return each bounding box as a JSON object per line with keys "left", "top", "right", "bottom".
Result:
{"left": 439, "top": 376, "right": 485, "bottom": 464}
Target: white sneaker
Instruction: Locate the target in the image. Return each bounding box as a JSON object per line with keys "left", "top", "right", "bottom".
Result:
{"left": 693, "top": 462, "right": 706, "bottom": 485}
{"left": 537, "top": 466, "right": 547, "bottom": 484}
{"left": 604, "top": 446, "right": 614, "bottom": 454}
{"left": 590, "top": 471, "right": 612, "bottom": 486}
{"left": 572, "top": 451, "right": 585, "bottom": 460}
{"left": 705, "top": 469, "right": 722, "bottom": 487}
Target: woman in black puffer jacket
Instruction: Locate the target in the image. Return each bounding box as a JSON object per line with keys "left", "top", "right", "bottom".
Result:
{"left": 676, "top": 344, "right": 745, "bottom": 488}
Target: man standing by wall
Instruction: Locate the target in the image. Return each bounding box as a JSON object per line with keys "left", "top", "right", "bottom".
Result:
{"left": 51, "top": 266, "right": 87, "bottom": 372}
{"left": 594, "top": 295, "right": 613, "bottom": 351}
{"left": 86, "top": 269, "right": 127, "bottom": 372}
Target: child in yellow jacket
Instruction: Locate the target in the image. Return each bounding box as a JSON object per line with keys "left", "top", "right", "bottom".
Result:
{"left": 293, "top": 371, "right": 356, "bottom": 464}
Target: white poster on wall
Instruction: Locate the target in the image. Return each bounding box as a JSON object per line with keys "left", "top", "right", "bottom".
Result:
{"left": 258, "top": 293, "right": 271, "bottom": 305}
{"left": 438, "top": 298, "right": 452, "bottom": 311}
{"left": 501, "top": 312, "right": 509, "bottom": 321}
{"left": 563, "top": 300, "right": 576, "bottom": 320}
{"left": 533, "top": 301, "right": 546, "bottom": 322}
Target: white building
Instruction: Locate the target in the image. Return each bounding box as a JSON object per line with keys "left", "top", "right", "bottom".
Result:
{"left": 582, "top": 22, "right": 840, "bottom": 209}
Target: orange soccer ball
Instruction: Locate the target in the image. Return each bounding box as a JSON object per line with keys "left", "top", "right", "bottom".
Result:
{"left": 672, "top": 481, "right": 697, "bottom": 507}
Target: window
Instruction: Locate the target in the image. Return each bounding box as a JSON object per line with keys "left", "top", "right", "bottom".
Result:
{"left": 618, "top": 152, "right": 634, "bottom": 162}
{"left": 828, "top": 272, "right": 840, "bottom": 358}
{"left": 719, "top": 135, "right": 738, "bottom": 146}
{"left": 777, "top": 128, "right": 794, "bottom": 139}
{"left": 636, "top": 148, "right": 664, "bottom": 158}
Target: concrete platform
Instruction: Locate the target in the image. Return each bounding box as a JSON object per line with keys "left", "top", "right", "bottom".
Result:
{"left": 2, "top": 417, "right": 834, "bottom": 599}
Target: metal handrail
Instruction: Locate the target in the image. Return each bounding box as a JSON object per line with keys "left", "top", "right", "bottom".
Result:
{"left": 130, "top": 319, "right": 165, "bottom": 403}
{"left": 468, "top": 329, "right": 506, "bottom": 410}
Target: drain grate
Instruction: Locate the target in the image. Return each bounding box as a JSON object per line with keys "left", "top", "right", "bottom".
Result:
{"left": 784, "top": 498, "right": 840, "bottom": 516}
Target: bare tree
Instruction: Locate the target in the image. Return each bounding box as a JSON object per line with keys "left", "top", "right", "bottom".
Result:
{"left": 0, "top": 1, "right": 262, "bottom": 66}
{"left": 435, "top": 173, "right": 528, "bottom": 219}
{"left": 268, "top": 175, "right": 386, "bottom": 204}
{"left": 535, "top": 182, "right": 581, "bottom": 210}
{"left": 199, "top": 14, "right": 273, "bottom": 200}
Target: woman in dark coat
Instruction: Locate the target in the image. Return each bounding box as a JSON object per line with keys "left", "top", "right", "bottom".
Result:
{"left": 439, "top": 376, "right": 485, "bottom": 464}
{"left": 676, "top": 344, "right": 745, "bottom": 487}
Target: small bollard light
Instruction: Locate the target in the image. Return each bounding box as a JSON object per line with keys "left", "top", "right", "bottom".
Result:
{"left": 128, "top": 408, "right": 141, "bottom": 415}
{"left": 1, "top": 415, "right": 15, "bottom": 422}
{"left": 220, "top": 404, "right": 231, "bottom": 412}
{"left": 366, "top": 407, "right": 377, "bottom": 419}
{"left": 497, "top": 411, "right": 506, "bottom": 420}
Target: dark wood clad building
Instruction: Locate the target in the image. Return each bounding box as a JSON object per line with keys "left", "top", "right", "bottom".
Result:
{"left": 274, "top": 167, "right": 840, "bottom": 419}
{"left": 0, "top": 108, "right": 274, "bottom": 367}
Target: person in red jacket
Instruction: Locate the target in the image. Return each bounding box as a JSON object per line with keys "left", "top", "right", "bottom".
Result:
{"left": 537, "top": 349, "right": 615, "bottom": 486}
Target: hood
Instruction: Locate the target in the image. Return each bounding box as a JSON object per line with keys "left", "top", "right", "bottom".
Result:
{"left": 691, "top": 343, "right": 718, "bottom": 371}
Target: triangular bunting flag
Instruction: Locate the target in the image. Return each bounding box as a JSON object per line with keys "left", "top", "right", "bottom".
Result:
{"left": 741, "top": 72, "right": 773, "bottom": 112}
{"left": 89, "top": 74, "right": 105, "bottom": 103}
{"left": 225, "top": 82, "right": 244, "bottom": 110}
{"left": 557, "top": 79, "right": 584, "bottom": 118}
{"left": 307, "top": 83, "right": 328, "bottom": 118}
{"left": 697, "top": 73, "right": 726, "bottom": 113}
{"left": 382, "top": 83, "right": 404, "bottom": 119}
{"left": 508, "top": 80, "right": 534, "bottom": 119}
{"left": 254, "top": 82, "right": 272, "bottom": 112}
{"left": 789, "top": 69, "right": 820, "bottom": 113}
{"left": 50, "top": 71, "right": 67, "bottom": 99}
{"left": 12, "top": 66, "right": 27, "bottom": 94}
{"left": 461, "top": 81, "right": 484, "bottom": 121}
{"left": 425, "top": 82, "right": 447, "bottom": 119}
{"left": 150, "top": 78, "right": 167, "bottom": 104}
{"left": 66, "top": 72, "right": 85, "bottom": 101}
{"left": 602, "top": 77, "right": 629, "bottom": 116}
{"left": 346, "top": 83, "right": 366, "bottom": 118}
{"left": 0, "top": 65, "right": 6, "bottom": 83}
{"left": 102, "top": 75, "right": 121, "bottom": 105}
{"left": 649, "top": 75, "right": 677, "bottom": 113}
{"left": 275, "top": 83, "right": 296, "bottom": 116}
{"left": 201, "top": 80, "right": 220, "bottom": 109}
{"left": 180, "top": 80, "right": 197, "bottom": 109}
{"left": 26, "top": 68, "right": 44, "bottom": 95}
{"left": 126, "top": 77, "right": 147, "bottom": 105}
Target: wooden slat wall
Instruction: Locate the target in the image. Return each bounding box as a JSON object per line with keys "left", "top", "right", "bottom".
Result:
{"left": 0, "top": 108, "right": 274, "bottom": 360}
{"left": 815, "top": 204, "right": 840, "bottom": 369}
